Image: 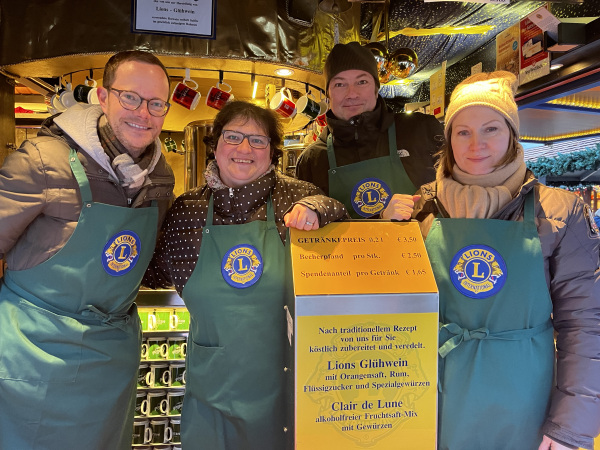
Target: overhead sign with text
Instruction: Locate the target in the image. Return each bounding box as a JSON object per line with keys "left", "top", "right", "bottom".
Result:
{"left": 133, "top": 0, "right": 216, "bottom": 39}
{"left": 291, "top": 221, "right": 439, "bottom": 449}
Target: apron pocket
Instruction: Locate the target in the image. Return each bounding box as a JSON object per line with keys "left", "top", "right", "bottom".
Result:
{"left": 187, "top": 341, "right": 232, "bottom": 415}
{"left": 0, "top": 299, "right": 83, "bottom": 383}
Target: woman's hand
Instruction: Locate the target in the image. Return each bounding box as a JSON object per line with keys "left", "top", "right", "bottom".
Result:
{"left": 381, "top": 194, "right": 421, "bottom": 221}
{"left": 537, "top": 435, "right": 572, "bottom": 450}
{"left": 284, "top": 204, "right": 319, "bottom": 231}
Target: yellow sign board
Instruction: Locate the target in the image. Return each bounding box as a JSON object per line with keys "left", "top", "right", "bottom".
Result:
{"left": 291, "top": 222, "right": 438, "bottom": 449}
{"left": 291, "top": 221, "right": 437, "bottom": 296}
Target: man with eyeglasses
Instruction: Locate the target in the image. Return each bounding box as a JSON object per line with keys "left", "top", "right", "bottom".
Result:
{"left": 0, "top": 50, "right": 175, "bottom": 449}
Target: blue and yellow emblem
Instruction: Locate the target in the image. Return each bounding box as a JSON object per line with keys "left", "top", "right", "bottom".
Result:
{"left": 102, "top": 230, "right": 141, "bottom": 276}
{"left": 450, "top": 244, "right": 507, "bottom": 299}
{"left": 221, "top": 244, "right": 263, "bottom": 289}
{"left": 351, "top": 177, "right": 391, "bottom": 217}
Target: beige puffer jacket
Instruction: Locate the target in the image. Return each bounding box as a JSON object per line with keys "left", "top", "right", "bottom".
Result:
{"left": 0, "top": 105, "right": 175, "bottom": 270}
{"left": 413, "top": 171, "right": 600, "bottom": 449}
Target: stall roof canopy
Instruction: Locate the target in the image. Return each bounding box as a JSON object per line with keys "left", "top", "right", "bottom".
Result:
{"left": 5, "top": 0, "right": 600, "bottom": 136}
{"left": 357, "top": 0, "right": 545, "bottom": 97}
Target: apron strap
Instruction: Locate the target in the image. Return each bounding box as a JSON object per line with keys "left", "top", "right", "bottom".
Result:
{"left": 68, "top": 148, "right": 93, "bottom": 205}
{"left": 326, "top": 132, "right": 337, "bottom": 170}
{"left": 438, "top": 320, "right": 553, "bottom": 358}
{"left": 205, "top": 194, "right": 215, "bottom": 232}
{"left": 523, "top": 188, "right": 537, "bottom": 231}
{"left": 204, "top": 192, "right": 276, "bottom": 234}
{"left": 387, "top": 122, "right": 397, "bottom": 157}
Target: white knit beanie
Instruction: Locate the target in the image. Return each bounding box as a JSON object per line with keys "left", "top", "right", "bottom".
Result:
{"left": 444, "top": 71, "right": 519, "bottom": 139}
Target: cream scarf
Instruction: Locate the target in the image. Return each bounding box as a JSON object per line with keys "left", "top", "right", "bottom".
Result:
{"left": 436, "top": 146, "right": 526, "bottom": 219}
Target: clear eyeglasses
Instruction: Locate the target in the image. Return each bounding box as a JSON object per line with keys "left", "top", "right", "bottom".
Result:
{"left": 108, "top": 88, "right": 170, "bottom": 117}
{"left": 221, "top": 130, "right": 271, "bottom": 149}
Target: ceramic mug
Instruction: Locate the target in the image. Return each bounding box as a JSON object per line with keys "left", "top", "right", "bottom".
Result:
{"left": 169, "top": 417, "right": 181, "bottom": 444}
{"left": 146, "top": 337, "right": 168, "bottom": 361}
{"left": 58, "top": 83, "right": 77, "bottom": 109}
{"left": 142, "top": 390, "right": 169, "bottom": 417}
{"left": 149, "top": 310, "right": 171, "bottom": 332}
{"left": 132, "top": 419, "right": 152, "bottom": 445}
{"left": 169, "top": 309, "right": 190, "bottom": 331}
{"left": 138, "top": 309, "right": 152, "bottom": 331}
{"left": 169, "top": 363, "right": 186, "bottom": 387}
{"left": 296, "top": 94, "right": 321, "bottom": 120}
{"left": 167, "top": 337, "right": 187, "bottom": 360}
{"left": 206, "top": 82, "right": 234, "bottom": 110}
{"left": 73, "top": 84, "right": 99, "bottom": 104}
{"left": 315, "top": 113, "right": 327, "bottom": 127}
{"left": 171, "top": 79, "right": 201, "bottom": 110}
{"left": 150, "top": 418, "right": 172, "bottom": 444}
{"left": 146, "top": 363, "right": 170, "bottom": 388}
{"left": 50, "top": 92, "right": 67, "bottom": 113}
{"left": 134, "top": 391, "right": 147, "bottom": 417}
{"left": 164, "top": 136, "right": 178, "bottom": 153}
{"left": 269, "top": 87, "right": 296, "bottom": 118}
{"left": 167, "top": 390, "right": 185, "bottom": 416}
{"left": 137, "top": 363, "right": 151, "bottom": 388}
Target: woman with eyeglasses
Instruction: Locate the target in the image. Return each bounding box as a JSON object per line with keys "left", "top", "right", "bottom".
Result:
{"left": 143, "top": 100, "right": 347, "bottom": 450}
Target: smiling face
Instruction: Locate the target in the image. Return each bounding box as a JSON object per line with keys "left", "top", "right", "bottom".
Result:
{"left": 97, "top": 60, "right": 170, "bottom": 159}
{"left": 450, "top": 106, "right": 511, "bottom": 175}
{"left": 328, "top": 69, "right": 379, "bottom": 121}
{"left": 215, "top": 117, "right": 272, "bottom": 188}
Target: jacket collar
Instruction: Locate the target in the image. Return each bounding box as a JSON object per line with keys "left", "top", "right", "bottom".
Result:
{"left": 320, "top": 96, "right": 394, "bottom": 145}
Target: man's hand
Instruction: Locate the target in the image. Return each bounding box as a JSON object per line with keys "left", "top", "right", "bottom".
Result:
{"left": 381, "top": 194, "right": 420, "bottom": 221}
{"left": 284, "top": 204, "right": 319, "bottom": 231}
{"left": 538, "top": 435, "right": 572, "bottom": 450}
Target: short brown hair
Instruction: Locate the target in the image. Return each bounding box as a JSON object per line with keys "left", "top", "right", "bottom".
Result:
{"left": 103, "top": 50, "right": 170, "bottom": 89}
{"left": 204, "top": 101, "right": 283, "bottom": 165}
{"left": 436, "top": 119, "right": 520, "bottom": 178}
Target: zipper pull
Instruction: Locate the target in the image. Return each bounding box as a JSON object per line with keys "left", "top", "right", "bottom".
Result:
{"left": 229, "top": 187, "right": 234, "bottom": 198}
{"left": 127, "top": 198, "right": 132, "bottom": 205}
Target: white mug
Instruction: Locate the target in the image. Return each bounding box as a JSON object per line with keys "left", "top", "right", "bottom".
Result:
{"left": 269, "top": 87, "right": 296, "bottom": 118}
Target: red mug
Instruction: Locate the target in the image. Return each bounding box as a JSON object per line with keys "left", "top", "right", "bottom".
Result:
{"left": 206, "top": 83, "right": 234, "bottom": 110}
{"left": 171, "top": 80, "right": 201, "bottom": 110}
{"left": 269, "top": 88, "right": 296, "bottom": 118}
{"left": 315, "top": 113, "right": 327, "bottom": 127}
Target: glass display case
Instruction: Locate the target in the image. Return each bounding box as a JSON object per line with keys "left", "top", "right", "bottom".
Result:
{"left": 132, "top": 289, "right": 186, "bottom": 450}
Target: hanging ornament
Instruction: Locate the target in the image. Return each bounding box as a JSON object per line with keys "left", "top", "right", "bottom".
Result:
{"left": 364, "top": 42, "right": 392, "bottom": 84}
{"left": 318, "top": 0, "right": 351, "bottom": 14}
{"left": 388, "top": 48, "right": 418, "bottom": 79}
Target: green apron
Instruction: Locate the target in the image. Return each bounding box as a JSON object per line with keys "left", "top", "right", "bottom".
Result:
{"left": 0, "top": 149, "right": 157, "bottom": 449}
{"left": 180, "top": 194, "right": 292, "bottom": 450}
{"left": 327, "top": 123, "right": 416, "bottom": 218}
{"left": 425, "top": 192, "right": 554, "bottom": 450}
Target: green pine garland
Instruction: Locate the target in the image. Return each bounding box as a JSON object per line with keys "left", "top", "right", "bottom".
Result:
{"left": 526, "top": 143, "right": 600, "bottom": 177}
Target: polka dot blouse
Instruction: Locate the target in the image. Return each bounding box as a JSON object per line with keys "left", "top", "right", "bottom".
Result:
{"left": 143, "top": 171, "right": 347, "bottom": 294}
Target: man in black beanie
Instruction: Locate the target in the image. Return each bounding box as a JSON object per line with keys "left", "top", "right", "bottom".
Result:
{"left": 296, "top": 41, "right": 444, "bottom": 219}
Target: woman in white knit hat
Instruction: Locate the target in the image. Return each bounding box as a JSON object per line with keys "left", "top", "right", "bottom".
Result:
{"left": 412, "top": 71, "right": 599, "bottom": 450}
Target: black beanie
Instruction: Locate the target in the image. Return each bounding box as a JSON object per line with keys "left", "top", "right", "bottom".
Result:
{"left": 324, "top": 41, "right": 380, "bottom": 93}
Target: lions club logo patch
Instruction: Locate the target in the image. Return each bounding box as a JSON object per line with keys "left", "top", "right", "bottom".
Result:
{"left": 102, "top": 230, "right": 141, "bottom": 276}
{"left": 450, "top": 245, "right": 507, "bottom": 299}
{"left": 222, "top": 244, "right": 263, "bottom": 289}
{"left": 351, "top": 177, "right": 391, "bottom": 217}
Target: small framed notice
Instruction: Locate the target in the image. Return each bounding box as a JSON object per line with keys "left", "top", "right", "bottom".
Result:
{"left": 132, "top": 0, "right": 217, "bottom": 39}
